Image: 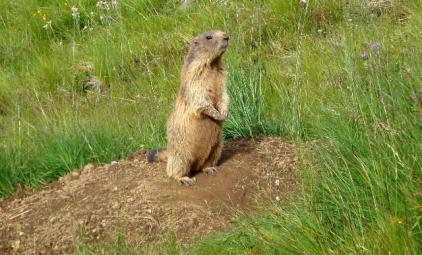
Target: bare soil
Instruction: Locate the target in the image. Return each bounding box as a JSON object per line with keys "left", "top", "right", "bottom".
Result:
{"left": 0, "top": 137, "right": 297, "bottom": 254}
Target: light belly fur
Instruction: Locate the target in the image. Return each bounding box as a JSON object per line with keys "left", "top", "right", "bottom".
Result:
{"left": 167, "top": 111, "right": 221, "bottom": 170}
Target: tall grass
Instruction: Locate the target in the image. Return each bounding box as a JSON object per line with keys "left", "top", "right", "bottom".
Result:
{"left": 1, "top": 0, "right": 421, "bottom": 254}
{"left": 188, "top": 1, "right": 422, "bottom": 254}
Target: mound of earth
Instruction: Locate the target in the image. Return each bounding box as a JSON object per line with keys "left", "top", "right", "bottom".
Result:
{"left": 0, "top": 137, "right": 297, "bottom": 254}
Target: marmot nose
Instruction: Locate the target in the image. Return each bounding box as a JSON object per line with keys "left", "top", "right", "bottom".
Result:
{"left": 221, "top": 32, "right": 229, "bottom": 41}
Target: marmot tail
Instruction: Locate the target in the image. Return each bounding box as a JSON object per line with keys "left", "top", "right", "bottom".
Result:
{"left": 147, "top": 149, "right": 168, "bottom": 163}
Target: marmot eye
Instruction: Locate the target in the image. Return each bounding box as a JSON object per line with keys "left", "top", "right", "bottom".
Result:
{"left": 206, "top": 35, "right": 213, "bottom": 40}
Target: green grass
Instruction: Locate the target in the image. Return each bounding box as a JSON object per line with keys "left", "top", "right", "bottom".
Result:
{"left": 1, "top": 0, "right": 421, "bottom": 254}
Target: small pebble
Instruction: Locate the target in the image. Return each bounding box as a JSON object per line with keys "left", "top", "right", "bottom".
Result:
{"left": 12, "top": 240, "right": 20, "bottom": 250}
{"left": 111, "top": 161, "right": 118, "bottom": 166}
{"left": 83, "top": 163, "right": 95, "bottom": 172}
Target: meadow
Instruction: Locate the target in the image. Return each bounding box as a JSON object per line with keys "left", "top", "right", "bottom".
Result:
{"left": 0, "top": 0, "right": 421, "bottom": 254}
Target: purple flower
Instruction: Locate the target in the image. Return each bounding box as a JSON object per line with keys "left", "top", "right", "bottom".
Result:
{"left": 371, "top": 42, "right": 380, "bottom": 51}
{"left": 361, "top": 51, "right": 369, "bottom": 60}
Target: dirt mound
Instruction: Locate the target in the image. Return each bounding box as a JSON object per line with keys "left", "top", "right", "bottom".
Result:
{"left": 0, "top": 137, "right": 297, "bottom": 254}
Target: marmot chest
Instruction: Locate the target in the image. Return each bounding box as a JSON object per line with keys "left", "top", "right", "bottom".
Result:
{"left": 204, "top": 70, "right": 224, "bottom": 106}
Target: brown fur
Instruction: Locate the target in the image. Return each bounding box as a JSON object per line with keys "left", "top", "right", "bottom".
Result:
{"left": 149, "top": 31, "right": 230, "bottom": 186}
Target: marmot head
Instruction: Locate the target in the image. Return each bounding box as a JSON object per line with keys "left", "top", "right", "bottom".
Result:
{"left": 186, "top": 30, "right": 229, "bottom": 66}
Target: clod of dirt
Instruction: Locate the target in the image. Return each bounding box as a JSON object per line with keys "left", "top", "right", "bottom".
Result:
{"left": 83, "top": 163, "right": 95, "bottom": 172}
{"left": 0, "top": 137, "right": 297, "bottom": 254}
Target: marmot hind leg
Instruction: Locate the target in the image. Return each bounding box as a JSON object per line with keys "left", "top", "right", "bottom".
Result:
{"left": 202, "top": 141, "right": 223, "bottom": 176}
{"left": 167, "top": 154, "right": 196, "bottom": 186}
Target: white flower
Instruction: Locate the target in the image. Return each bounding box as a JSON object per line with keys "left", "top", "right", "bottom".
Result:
{"left": 274, "top": 179, "right": 280, "bottom": 187}
{"left": 42, "top": 20, "right": 52, "bottom": 30}
{"left": 96, "top": 1, "right": 110, "bottom": 10}
{"left": 275, "top": 196, "right": 281, "bottom": 201}
{"left": 71, "top": 6, "right": 79, "bottom": 19}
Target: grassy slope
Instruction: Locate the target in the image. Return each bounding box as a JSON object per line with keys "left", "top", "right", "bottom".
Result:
{"left": 0, "top": 0, "right": 421, "bottom": 254}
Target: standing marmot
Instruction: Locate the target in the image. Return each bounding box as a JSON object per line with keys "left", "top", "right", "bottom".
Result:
{"left": 148, "top": 30, "right": 230, "bottom": 186}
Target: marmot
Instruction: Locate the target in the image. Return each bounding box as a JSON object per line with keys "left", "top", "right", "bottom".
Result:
{"left": 148, "top": 30, "right": 230, "bottom": 186}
